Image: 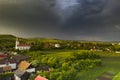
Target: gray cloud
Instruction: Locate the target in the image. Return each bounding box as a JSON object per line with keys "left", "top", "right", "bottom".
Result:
{"left": 0, "top": 0, "right": 120, "bottom": 41}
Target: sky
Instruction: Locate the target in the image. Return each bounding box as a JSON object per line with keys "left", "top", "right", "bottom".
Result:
{"left": 0, "top": 0, "right": 120, "bottom": 41}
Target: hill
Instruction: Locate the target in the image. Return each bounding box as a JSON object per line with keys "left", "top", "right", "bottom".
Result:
{"left": 0, "top": 34, "right": 16, "bottom": 39}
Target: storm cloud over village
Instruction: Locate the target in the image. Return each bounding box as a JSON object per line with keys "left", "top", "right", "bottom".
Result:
{"left": 0, "top": 0, "right": 120, "bottom": 41}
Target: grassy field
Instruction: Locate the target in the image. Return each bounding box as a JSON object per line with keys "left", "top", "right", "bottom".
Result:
{"left": 51, "top": 50, "right": 120, "bottom": 80}
{"left": 113, "top": 72, "right": 120, "bottom": 80}
{"left": 76, "top": 52, "right": 120, "bottom": 80}
{"left": 26, "top": 50, "right": 120, "bottom": 80}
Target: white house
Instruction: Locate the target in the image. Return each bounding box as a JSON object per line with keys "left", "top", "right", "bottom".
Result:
{"left": 0, "top": 63, "right": 16, "bottom": 70}
{"left": 26, "top": 68, "right": 35, "bottom": 73}
{"left": 15, "top": 38, "right": 31, "bottom": 50}
{"left": 55, "top": 43, "right": 60, "bottom": 48}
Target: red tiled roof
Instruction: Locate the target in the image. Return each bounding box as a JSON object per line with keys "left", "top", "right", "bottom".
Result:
{"left": 0, "top": 54, "right": 7, "bottom": 58}
{"left": 35, "top": 76, "right": 48, "bottom": 80}
{"left": 17, "top": 44, "right": 30, "bottom": 47}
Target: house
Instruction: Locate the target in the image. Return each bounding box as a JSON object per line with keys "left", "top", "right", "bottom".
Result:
{"left": 55, "top": 43, "right": 60, "bottom": 48}
{"left": 14, "top": 61, "right": 33, "bottom": 80}
{"left": 35, "top": 75, "right": 48, "bottom": 80}
{"left": 0, "top": 59, "right": 17, "bottom": 70}
{"left": 0, "top": 54, "right": 7, "bottom": 59}
{"left": 3, "top": 66, "right": 12, "bottom": 72}
{"left": 12, "top": 55, "right": 29, "bottom": 63}
{"left": 0, "top": 66, "right": 12, "bottom": 73}
{"left": 18, "top": 61, "right": 31, "bottom": 70}
{"left": 15, "top": 38, "right": 31, "bottom": 50}
{"left": 14, "top": 68, "right": 30, "bottom": 80}
{"left": 26, "top": 68, "right": 36, "bottom": 73}
{"left": 115, "top": 51, "right": 120, "bottom": 53}
{"left": 0, "top": 55, "right": 29, "bottom": 70}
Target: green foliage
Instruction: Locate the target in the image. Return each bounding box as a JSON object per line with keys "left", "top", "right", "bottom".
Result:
{"left": 71, "top": 52, "right": 100, "bottom": 60}
{"left": 29, "top": 74, "right": 37, "bottom": 80}
{"left": 27, "top": 50, "right": 102, "bottom": 80}
{"left": 113, "top": 72, "right": 120, "bottom": 80}
{"left": 0, "top": 72, "right": 14, "bottom": 78}
{"left": 31, "top": 60, "right": 40, "bottom": 67}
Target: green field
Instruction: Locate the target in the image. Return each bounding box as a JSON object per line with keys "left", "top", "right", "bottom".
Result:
{"left": 24, "top": 50, "right": 120, "bottom": 80}
{"left": 76, "top": 56, "right": 120, "bottom": 80}
{"left": 113, "top": 72, "right": 120, "bottom": 80}
{"left": 76, "top": 51, "right": 120, "bottom": 80}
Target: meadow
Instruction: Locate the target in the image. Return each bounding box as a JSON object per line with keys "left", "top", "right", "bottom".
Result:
{"left": 24, "top": 50, "right": 120, "bottom": 80}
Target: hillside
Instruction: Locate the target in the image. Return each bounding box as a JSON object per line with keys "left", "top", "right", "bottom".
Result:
{"left": 0, "top": 34, "right": 16, "bottom": 39}
{"left": 0, "top": 34, "right": 119, "bottom": 51}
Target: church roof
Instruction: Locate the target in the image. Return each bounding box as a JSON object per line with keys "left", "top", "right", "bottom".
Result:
{"left": 17, "top": 44, "right": 30, "bottom": 47}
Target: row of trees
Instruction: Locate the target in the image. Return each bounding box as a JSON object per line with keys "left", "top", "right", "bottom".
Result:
{"left": 30, "top": 41, "right": 114, "bottom": 51}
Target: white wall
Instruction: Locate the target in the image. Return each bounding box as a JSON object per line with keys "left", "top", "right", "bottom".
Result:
{"left": 26, "top": 68, "right": 35, "bottom": 73}
{"left": 17, "top": 46, "right": 30, "bottom": 50}
{"left": 14, "top": 75, "right": 21, "bottom": 80}
{"left": 0, "top": 63, "right": 16, "bottom": 69}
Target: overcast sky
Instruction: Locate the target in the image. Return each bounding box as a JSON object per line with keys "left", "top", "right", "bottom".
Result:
{"left": 0, "top": 0, "right": 120, "bottom": 41}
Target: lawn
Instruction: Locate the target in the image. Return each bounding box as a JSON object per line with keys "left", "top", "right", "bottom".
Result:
{"left": 113, "top": 72, "right": 120, "bottom": 80}
{"left": 26, "top": 50, "right": 120, "bottom": 80}
{"left": 76, "top": 55, "right": 120, "bottom": 80}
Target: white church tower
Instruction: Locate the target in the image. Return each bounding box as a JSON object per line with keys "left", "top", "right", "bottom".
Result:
{"left": 15, "top": 37, "right": 31, "bottom": 50}
{"left": 15, "top": 38, "right": 19, "bottom": 49}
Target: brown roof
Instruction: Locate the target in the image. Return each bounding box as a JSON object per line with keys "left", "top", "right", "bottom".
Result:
{"left": 0, "top": 59, "right": 17, "bottom": 65}
{"left": 12, "top": 55, "right": 29, "bottom": 62}
{"left": 18, "top": 61, "right": 30, "bottom": 70}
{"left": 0, "top": 55, "right": 29, "bottom": 65}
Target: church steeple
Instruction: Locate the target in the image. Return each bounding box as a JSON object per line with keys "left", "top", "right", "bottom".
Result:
{"left": 15, "top": 37, "right": 19, "bottom": 49}
{"left": 15, "top": 37, "right": 31, "bottom": 50}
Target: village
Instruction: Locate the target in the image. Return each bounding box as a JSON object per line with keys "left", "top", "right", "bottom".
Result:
{"left": 0, "top": 36, "right": 120, "bottom": 80}
{"left": 0, "top": 38, "right": 52, "bottom": 80}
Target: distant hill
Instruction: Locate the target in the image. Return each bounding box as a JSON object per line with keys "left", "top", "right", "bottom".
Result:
{"left": 0, "top": 34, "right": 117, "bottom": 51}
{"left": 0, "top": 34, "right": 16, "bottom": 51}
{"left": 0, "top": 34, "right": 16, "bottom": 40}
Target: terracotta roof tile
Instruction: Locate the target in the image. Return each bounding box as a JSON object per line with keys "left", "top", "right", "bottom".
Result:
{"left": 35, "top": 76, "right": 48, "bottom": 80}
{"left": 18, "top": 61, "right": 30, "bottom": 70}
{"left": 0, "top": 54, "right": 7, "bottom": 59}
{"left": 17, "top": 44, "right": 30, "bottom": 47}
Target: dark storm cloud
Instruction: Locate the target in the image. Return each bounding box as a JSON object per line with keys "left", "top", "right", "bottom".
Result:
{"left": 0, "top": 0, "right": 120, "bottom": 41}
{"left": 59, "top": 0, "right": 120, "bottom": 41}
{"left": 0, "top": 0, "right": 61, "bottom": 38}
{"left": 0, "top": 0, "right": 59, "bottom": 26}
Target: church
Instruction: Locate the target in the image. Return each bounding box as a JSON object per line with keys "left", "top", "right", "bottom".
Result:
{"left": 15, "top": 38, "right": 31, "bottom": 50}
